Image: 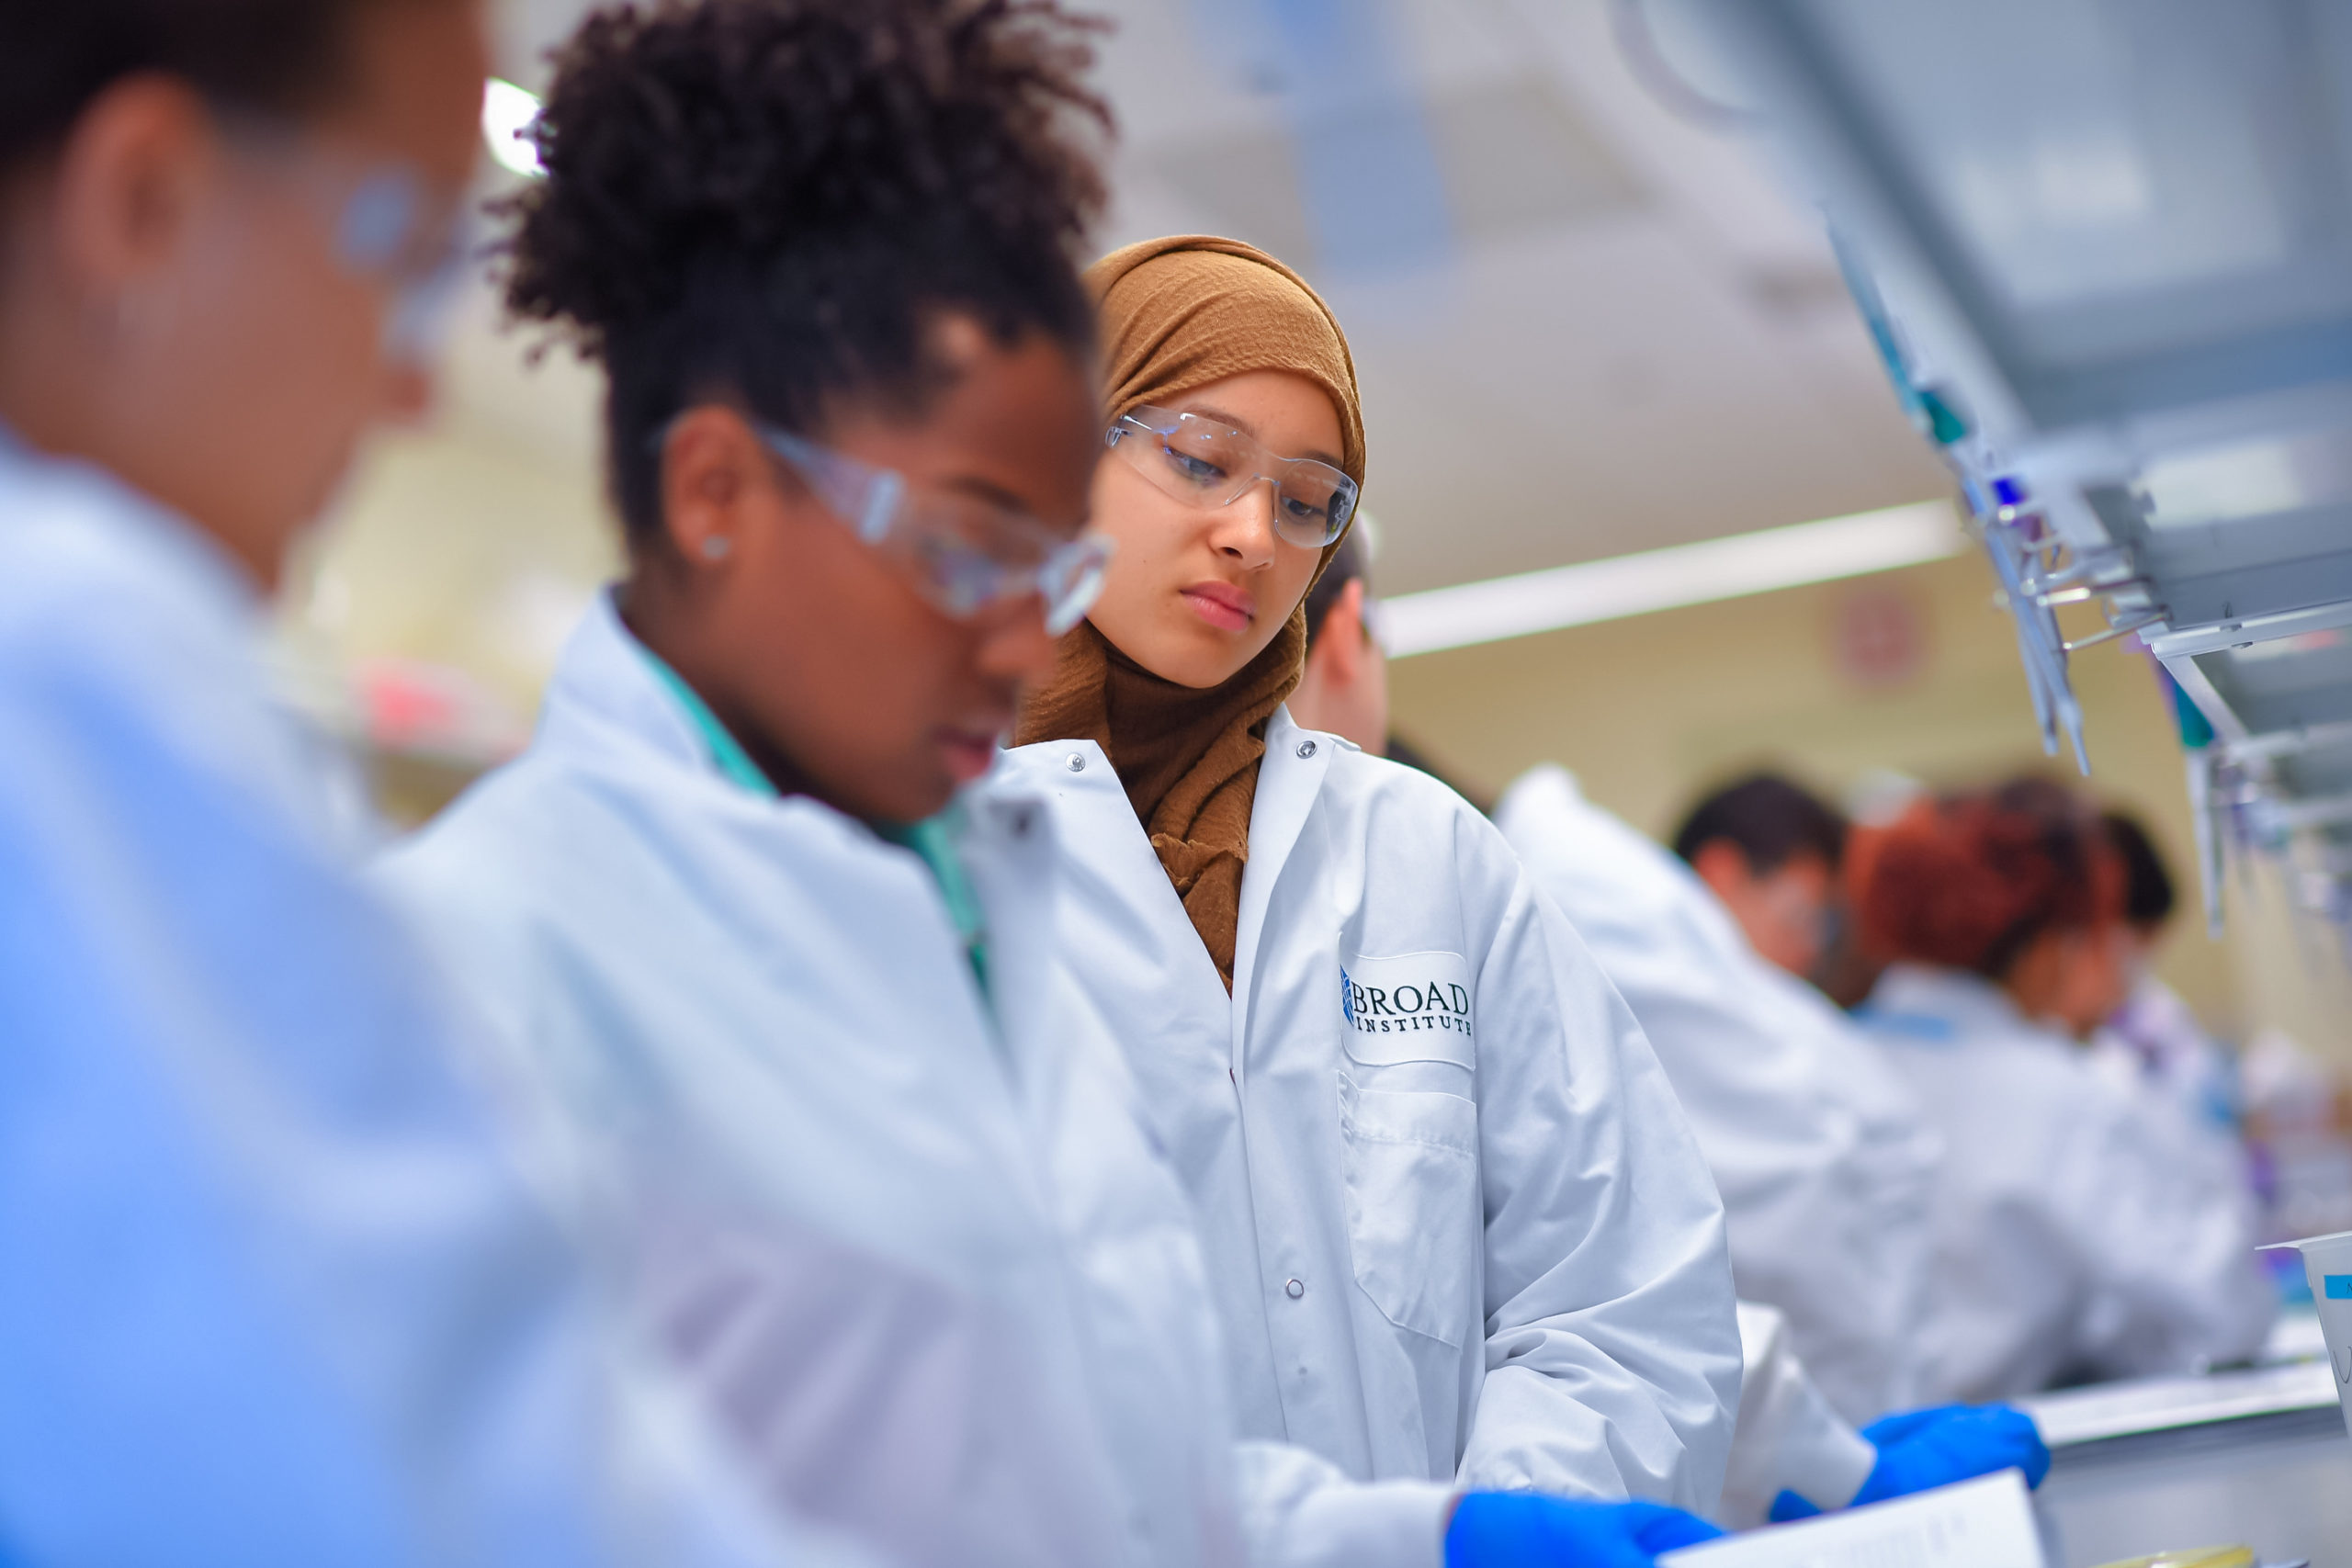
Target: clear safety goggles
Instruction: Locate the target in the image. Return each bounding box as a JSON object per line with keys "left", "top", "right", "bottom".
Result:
{"left": 227, "top": 116, "right": 472, "bottom": 368}
{"left": 759, "top": 423, "right": 1114, "bottom": 635}
{"left": 1106, "top": 404, "right": 1357, "bottom": 550}
{"left": 328, "top": 164, "right": 472, "bottom": 368}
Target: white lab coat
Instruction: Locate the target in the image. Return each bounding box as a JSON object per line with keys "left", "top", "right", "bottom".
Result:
{"left": 2091, "top": 976, "right": 2264, "bottom": 1232}
{"left": 1717, "top": 1303, "right": 1877, "bottom": 1531}
{"left": 1860, "top": 964, "right": 2275, "bottom": 1402}
{"left": 1494, "top": 766, "right": 1941, "bottom": 1425}
{"left": 989, "top": 721, "right": 1740, "bottom": 1512}
{"left": 376, "top": 596, "right": 1455, "bottom": 1568}
{"left": 0, "top": 433, "right": 806, "bottom": 1566}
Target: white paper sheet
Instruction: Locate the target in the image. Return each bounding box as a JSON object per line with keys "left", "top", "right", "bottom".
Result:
{"left": 1660, "top": 1471, "right": 2044, "bottom": 1568}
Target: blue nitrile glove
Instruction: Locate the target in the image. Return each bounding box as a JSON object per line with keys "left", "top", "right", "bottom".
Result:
{"left": 1447, "top": 1493, "right": 1724, "bottom": 1568}
{"left": 1769, "top": 1404, "right": 2050, "bottom": 1522}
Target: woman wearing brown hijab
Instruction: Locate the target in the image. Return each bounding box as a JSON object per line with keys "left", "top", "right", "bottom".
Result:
{"left": 985, "top": 236, "right": 1741, "bottom": 1515}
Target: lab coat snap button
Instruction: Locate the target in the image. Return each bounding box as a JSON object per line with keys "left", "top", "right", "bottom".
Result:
{"left": 1284, "top": 1278, "right": 1305, "bottom": 1299}
{"left": 1295, "top": 739, "right": 1317, "bottom": 759}
{"left": 1065, "top": 752, "right": 1086, "bottom": 773}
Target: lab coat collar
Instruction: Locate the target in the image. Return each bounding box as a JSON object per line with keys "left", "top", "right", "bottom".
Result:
{"left": 1229, "top": 705, "right": 1335, "bottom": 1066}
{"left": 988, "top": 734, "right": 1236, "bottom": 1021}
{"left": 1865, "top": 962, "right": 2073, "bottom": 1052}
{"left": 534, "top": 589, "right": 718, "bottom": 784}
{"left": 988, "top": 705, "right": 1346, "bottom": 1074}
{"left": 538, "top": 584, "right": 1055, "bottom": 893}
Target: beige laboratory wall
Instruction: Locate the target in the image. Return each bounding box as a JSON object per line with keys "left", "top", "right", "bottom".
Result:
{"left": 1385, "top": 548, "right": 2352, "bottom": 1070}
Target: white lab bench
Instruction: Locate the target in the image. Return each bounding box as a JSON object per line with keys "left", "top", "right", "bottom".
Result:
{"left": 2021, "top": 1348, "right": 2349, "bottom": 1567}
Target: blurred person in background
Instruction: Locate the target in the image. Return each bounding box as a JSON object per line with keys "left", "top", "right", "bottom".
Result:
{"left": 996, "top": 233, "right": 1740, "bottom": 1557}
{"left": 1288, "top": 557, "right": 2042, "bottom": 1528}
{"left": 374, "top": 6, "right": 1722, "bottom": 1566}
{"left": 1670, "top": 776, "right": 1848, "bottom": 985}
{"left": 0, "top": 1, "right": 823, "bottom": 1562}
{"left": 2094, "top": 813, "right": 2252, "bottom": 1156}
{"left": 1540, "top": 770, "right": 1941, "bottom": 1431}
{"left": 1850, "top": 777, "right": 2276, "bottom": 1403}
{"left": 2088, "top": 811, "right": 2269, "bottom": 1319}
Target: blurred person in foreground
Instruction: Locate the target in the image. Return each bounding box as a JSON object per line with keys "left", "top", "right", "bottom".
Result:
{"left": 1849, "top": 778, "right": 2275, "bottom": 1403}
{"left": 0, "top": 2, "right": 838, "bottom": 1561}
{"left": 1291, "top": 553, "right": 2045, "bottom": 1529}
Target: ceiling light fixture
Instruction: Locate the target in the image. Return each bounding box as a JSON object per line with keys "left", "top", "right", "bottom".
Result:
{"left": 482, "top": 78, "right": 545, "bottom": 178}
{"left": 1379, "top": 499, "right": 1962, "bottom": 658}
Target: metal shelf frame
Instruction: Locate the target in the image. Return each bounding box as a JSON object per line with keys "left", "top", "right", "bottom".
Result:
{"left": 1681, "top": 0, "right": 2352, "bottom": 938}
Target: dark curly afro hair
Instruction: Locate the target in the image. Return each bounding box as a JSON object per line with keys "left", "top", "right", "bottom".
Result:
{"left": 500, "top": 0, "right": 1112, "bottom": 545}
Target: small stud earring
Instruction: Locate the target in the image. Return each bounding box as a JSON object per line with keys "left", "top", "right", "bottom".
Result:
{"left": 700, "top": 536, "right": 732, "bottom": 562}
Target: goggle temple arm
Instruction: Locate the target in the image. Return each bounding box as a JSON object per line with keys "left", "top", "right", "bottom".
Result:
{"left": 758, "top": 425, "right": 905, "bottom": 545}
{"left": 1039, "top": 536, "right": 1114, "bottom": 637}
{"left": 854, "top": 468, "right": 906, "bottom": 545}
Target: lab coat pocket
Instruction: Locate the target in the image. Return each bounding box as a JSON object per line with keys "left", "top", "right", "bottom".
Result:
{"left": 1338, "top": 1070, "right": 1481, "bottom": 1347}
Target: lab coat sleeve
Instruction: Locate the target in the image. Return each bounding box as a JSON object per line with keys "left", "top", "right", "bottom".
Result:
{"left": 0, "top": 617, "right": 818, "bottom": 1567}
{"left": 1452, "top": 841, "right": 1743, "bottom": 1512}
{"left": 2068, "top": 1086, "right": 2275, "bottom": 1381}
{"left": 1231, "top": 1441, "right": 1454, "bottom": 1568}
{"left": 1715, "top": 1303, "right": 1876, "bottom": 1530}
{"left": 1572, "top": 927, "right": 1925, "bottom": 1424}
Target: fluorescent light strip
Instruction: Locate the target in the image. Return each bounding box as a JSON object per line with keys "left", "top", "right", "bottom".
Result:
{"left": 1379, "top": 500, "right": 1962, "bottom": 658}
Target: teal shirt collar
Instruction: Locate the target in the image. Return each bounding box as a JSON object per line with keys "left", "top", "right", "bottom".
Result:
{"left": 629, "top": 631, "right": 989, "bottom": 999}
{"left": 635, "top": 642, "right": 777, "bottom": 798}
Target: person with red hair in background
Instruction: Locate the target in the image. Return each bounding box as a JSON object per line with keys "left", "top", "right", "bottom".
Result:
{"left": 1849, "top": 777, "right": 2274, "bottom": 1404}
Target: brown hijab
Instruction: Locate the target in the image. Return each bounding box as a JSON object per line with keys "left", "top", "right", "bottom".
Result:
{"left": 1014, "top": 235, "right": 1364, "bottom": 988}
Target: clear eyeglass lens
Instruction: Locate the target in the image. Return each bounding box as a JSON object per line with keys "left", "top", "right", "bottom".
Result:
{"left": 889, "top": 493, "right": 1111, "bottom": 634}
{"left": 336, "top": 172, "right": 420, "bottom": 273}
{"left": 1117, "top": 413, "right": 1352, "bottom": 548}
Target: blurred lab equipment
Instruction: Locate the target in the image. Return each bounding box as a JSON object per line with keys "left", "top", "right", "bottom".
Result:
{"left": 2258, "top": 1231, "right": 2352, "bottom": 1437}
{"left": 1674, "top": 0, "right": 2352, "bottom": 947}
{"left": 2240, "top": 1030, "right": 2352, "bottom": 1251}
{"left": 2024, "top": 1358, "right": 2346, "bottom": 1566}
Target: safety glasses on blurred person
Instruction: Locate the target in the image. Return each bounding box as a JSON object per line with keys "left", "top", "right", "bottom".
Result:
{"left": 229, "top": 118, "right": 473, "bottom": 367}
{"left": 1106, "top": 403, "right": 1358, "bottom": 549}
{"left": 760, "top": 423, "right": 1114, "bottom": 635}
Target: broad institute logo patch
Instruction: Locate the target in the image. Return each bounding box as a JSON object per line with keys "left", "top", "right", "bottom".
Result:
{"left": 1340, "top": 953, "right": 1475, "bottom": 1043}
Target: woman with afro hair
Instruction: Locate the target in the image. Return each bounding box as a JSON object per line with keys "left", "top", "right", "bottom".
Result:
{"left": 378, "top": 2, "right": 1723, "bottom": 1565}
{"left": 1849, "top": 777, "right": 2272, "bottom": 1404}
